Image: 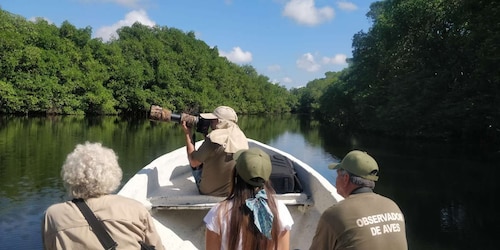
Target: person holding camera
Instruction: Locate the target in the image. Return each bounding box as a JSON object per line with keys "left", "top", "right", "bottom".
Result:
{"left": 182, "top": 105, "right": 249, "bottom": 197}
{"left": 42, "top": 142, "right": 164, "bottom": 250}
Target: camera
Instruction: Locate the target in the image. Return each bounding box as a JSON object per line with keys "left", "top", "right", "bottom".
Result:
{"left": 149, "top": 105, "right": 212, "bottom": 135}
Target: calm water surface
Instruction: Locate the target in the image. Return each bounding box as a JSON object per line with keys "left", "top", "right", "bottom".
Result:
{"left": 0, "top": 115, "right": 498, "bottom": 249}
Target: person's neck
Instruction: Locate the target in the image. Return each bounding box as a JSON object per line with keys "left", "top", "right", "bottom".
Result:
{"left": 350, "top": 186, "right": 373, "bottom": 195}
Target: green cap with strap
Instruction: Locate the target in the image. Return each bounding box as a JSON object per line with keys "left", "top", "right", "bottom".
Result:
{"left": 234, "top": 147, "right": 272, "bottom": 187}
{"left": 329, "top": 150, "right": 379, "bottom": 181}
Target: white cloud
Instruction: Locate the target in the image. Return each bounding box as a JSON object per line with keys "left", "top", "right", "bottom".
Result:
{"left": 29, "top": 16, "right": 53, "bottom": 24}
{"left": 282, "top": 77, "right": 293, "bottom": 83}
{"left": 282, "top": 0, "right": 335, "bottom": 26}
{"left": 194, "top": 31, "right": 202, "bottom": 39}
{"left": 267, "top": 64, "right": 282, "bottom": 72}
{"left": 322, "top": 54, "right": 347, "bottom": 65}
{"left": 270, "top": 77, "right": 292, "bottom": 85}
{"left": 270, "top": 79, "right": 280, "bottom": 84}
{"left": 95, "top": 9, "right": 155, "bottom": 41}
{"left": 296, "top": 53, "right": 321, "bottom": 72}
{"left": 219, "top": 47, "right": 253, "bottom": 64}
{"left": 337, "top": 1, "right": 358, "bottom": 12}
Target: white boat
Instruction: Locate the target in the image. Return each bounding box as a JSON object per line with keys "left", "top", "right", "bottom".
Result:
{"left": 118, "top": 138, "right": 343, "bottom": 249}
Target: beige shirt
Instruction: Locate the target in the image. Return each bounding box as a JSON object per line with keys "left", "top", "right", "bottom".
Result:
{"left": 43, "top": 194, "right": 165, "bottom": 250}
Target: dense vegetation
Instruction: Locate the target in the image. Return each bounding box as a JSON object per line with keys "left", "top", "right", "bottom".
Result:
{"left": 0, "top": 8, "right": 293, "bottom": 116}
{"left": 1, "top": 0, "right": 499, "bottom": 145}
{"left": 295, "top": 0, "right": 499, "bottom": 143}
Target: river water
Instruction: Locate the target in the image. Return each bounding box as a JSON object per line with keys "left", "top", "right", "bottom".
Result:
{"left": 0, "top": 115, "right": 497, "bottom": 249}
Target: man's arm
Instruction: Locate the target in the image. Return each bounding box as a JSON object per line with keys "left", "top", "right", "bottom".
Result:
{"left": 309, "top": 211, "right": 337, "bottom": 250}
{"left": 182, "top": 121, "right": 202, "bottom": 168}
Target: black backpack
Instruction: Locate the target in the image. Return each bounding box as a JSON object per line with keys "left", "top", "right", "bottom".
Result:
{"left": 269, "top": 154, "right": 304, "bottom": 194}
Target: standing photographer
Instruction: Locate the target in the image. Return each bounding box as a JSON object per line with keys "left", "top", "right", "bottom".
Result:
{"left": 182, "top": 106, "right": 249, "bottom": 197}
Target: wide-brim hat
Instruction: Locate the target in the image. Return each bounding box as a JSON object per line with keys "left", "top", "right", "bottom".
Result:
{"left": 200, "top": 106, "right": 238, "bottom": 123}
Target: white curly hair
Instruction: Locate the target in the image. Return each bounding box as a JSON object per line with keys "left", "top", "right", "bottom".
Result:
{"left": 61, "top": 141, "right": 122, "bottom": 199}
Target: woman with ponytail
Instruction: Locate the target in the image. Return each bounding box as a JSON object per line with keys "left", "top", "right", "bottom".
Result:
{"left": 203, "top": 147, "right": 293, "bottom": 250}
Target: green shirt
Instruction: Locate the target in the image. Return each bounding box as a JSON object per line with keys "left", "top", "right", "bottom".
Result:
{"left": 309, "top": 191, "right": 408, "bottom": 250}
{"left": 192, "top": 138, "right": 236, "bottom": 196}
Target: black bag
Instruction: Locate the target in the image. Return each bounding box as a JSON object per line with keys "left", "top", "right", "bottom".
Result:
{"left": 269, "top": 154, "right": 303, "bottom": 194}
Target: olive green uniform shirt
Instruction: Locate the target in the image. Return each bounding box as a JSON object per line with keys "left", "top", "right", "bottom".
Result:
{"left": 192, "top": 138, "right": 238, "bottom": 196}
{"left": 43, "top": 194, "right": 165, "bottom": 250}
{"left": 309, "top": 191, "right": 408, "bottom": 250}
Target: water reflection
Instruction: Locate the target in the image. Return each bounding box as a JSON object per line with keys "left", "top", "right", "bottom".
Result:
{"left": 0, "top": 182, "right": 64, "bottom": 249}
{"left": 440, "top": 201, "right": 466, "bottom": 232}
{"left": 267, "top": 131, "right": 338, "bottom": 183}
{"left": 319, "top": 125, "right": 500, "bottom": 250}
{"left": 0, "top": 115, "right": 498, "bottom": 250}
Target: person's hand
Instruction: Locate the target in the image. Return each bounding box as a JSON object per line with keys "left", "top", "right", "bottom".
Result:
{"left": 181, "top": 120, "right": 191, "bottom": 135}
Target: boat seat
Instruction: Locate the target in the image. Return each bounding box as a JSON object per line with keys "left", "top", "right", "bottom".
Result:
{"left": 150, "top": 192, "right": 312, "bottom": 210}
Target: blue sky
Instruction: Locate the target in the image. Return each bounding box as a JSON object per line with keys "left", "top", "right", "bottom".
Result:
{"left": 1, "top": 0, "right": 374, "bottom": 89}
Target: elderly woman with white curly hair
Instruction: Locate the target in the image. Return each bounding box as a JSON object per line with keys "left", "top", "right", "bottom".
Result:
{"left": 42, "top": 142, "right": 164, "bottom": 250}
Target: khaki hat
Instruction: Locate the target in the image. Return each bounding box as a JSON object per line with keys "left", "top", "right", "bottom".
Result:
{"left": 200, "top": 106, "right": 238, "bottom": 123}
{"left": 329, "top": 150, "right": 379, "bottom": 181}
{"left": 234, "top": 148, "right": 272, "bottom": 187}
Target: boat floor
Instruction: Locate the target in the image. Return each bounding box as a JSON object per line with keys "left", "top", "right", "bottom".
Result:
{"left": 150, "top": 203, "right": 322, "bottom": 249}
{"left": 141, "top": 161, "right": 320, "bottom": 249}
{"left": 146, "top": 163, "right": 311, "bottom": 209}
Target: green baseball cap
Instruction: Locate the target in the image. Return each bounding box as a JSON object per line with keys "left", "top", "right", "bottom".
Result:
{"left": 329, "top": 150, "right": 379, "bottom": 181}
{"left": 234, "top": 148, "right": 272, "bottom": 187}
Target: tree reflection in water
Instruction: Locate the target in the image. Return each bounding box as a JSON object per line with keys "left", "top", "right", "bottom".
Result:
{"left": 440, "top": 201, "right": 466, "bottom": 232}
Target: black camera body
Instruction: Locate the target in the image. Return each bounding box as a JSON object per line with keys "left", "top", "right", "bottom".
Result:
{"left": 149, "top": 105, "right": 212, "bottom": 135}
{"left": 169, "top": 112, "right": 211, "bottom": 135}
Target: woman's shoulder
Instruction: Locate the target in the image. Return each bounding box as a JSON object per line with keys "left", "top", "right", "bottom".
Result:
{"left": 45, "top": 200, "right": 73, "bottom": 215}
{"left": 105, "top": 194, "right": 147, "bottom": 207}
{"left": 275, "top": 200, "right": 289, "bottom": 211}
{"left": 211, "top": 200, "right": 230, "bottom": 212}
{"left": 93, "top": 195, "right": 152, "bottom": 218}
{"left": 275, "top": 200, "right": 294, "bottom": 230}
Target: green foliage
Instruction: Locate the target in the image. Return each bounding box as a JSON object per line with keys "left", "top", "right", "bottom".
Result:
{"left": 0, "top": 80, "right": 21, "bottom": 113}
{"left": 292, "top": 71, "right": 342, "bottom": 114}
{"left": 3, "top": 1, "right": 498, "bottom": 143}
{"left": 0, "top": 8, "right": 294, "bottom": 116}
{"left": 314, "top": 0, "right": 499, "bottom": 142}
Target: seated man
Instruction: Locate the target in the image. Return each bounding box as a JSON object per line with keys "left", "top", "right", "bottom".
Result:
{"left": 181, "top": 106, "right": 248, "bottom": 196}
{"left": 309, "top": 150, "right": 408, "bottom": 250}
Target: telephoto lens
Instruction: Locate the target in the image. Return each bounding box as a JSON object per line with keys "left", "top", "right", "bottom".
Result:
{"left": 149, "top": 105, "right": 175, "bottom": 122}
{"left": 149, "top": 105, "right": 198, "bottom": 127}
